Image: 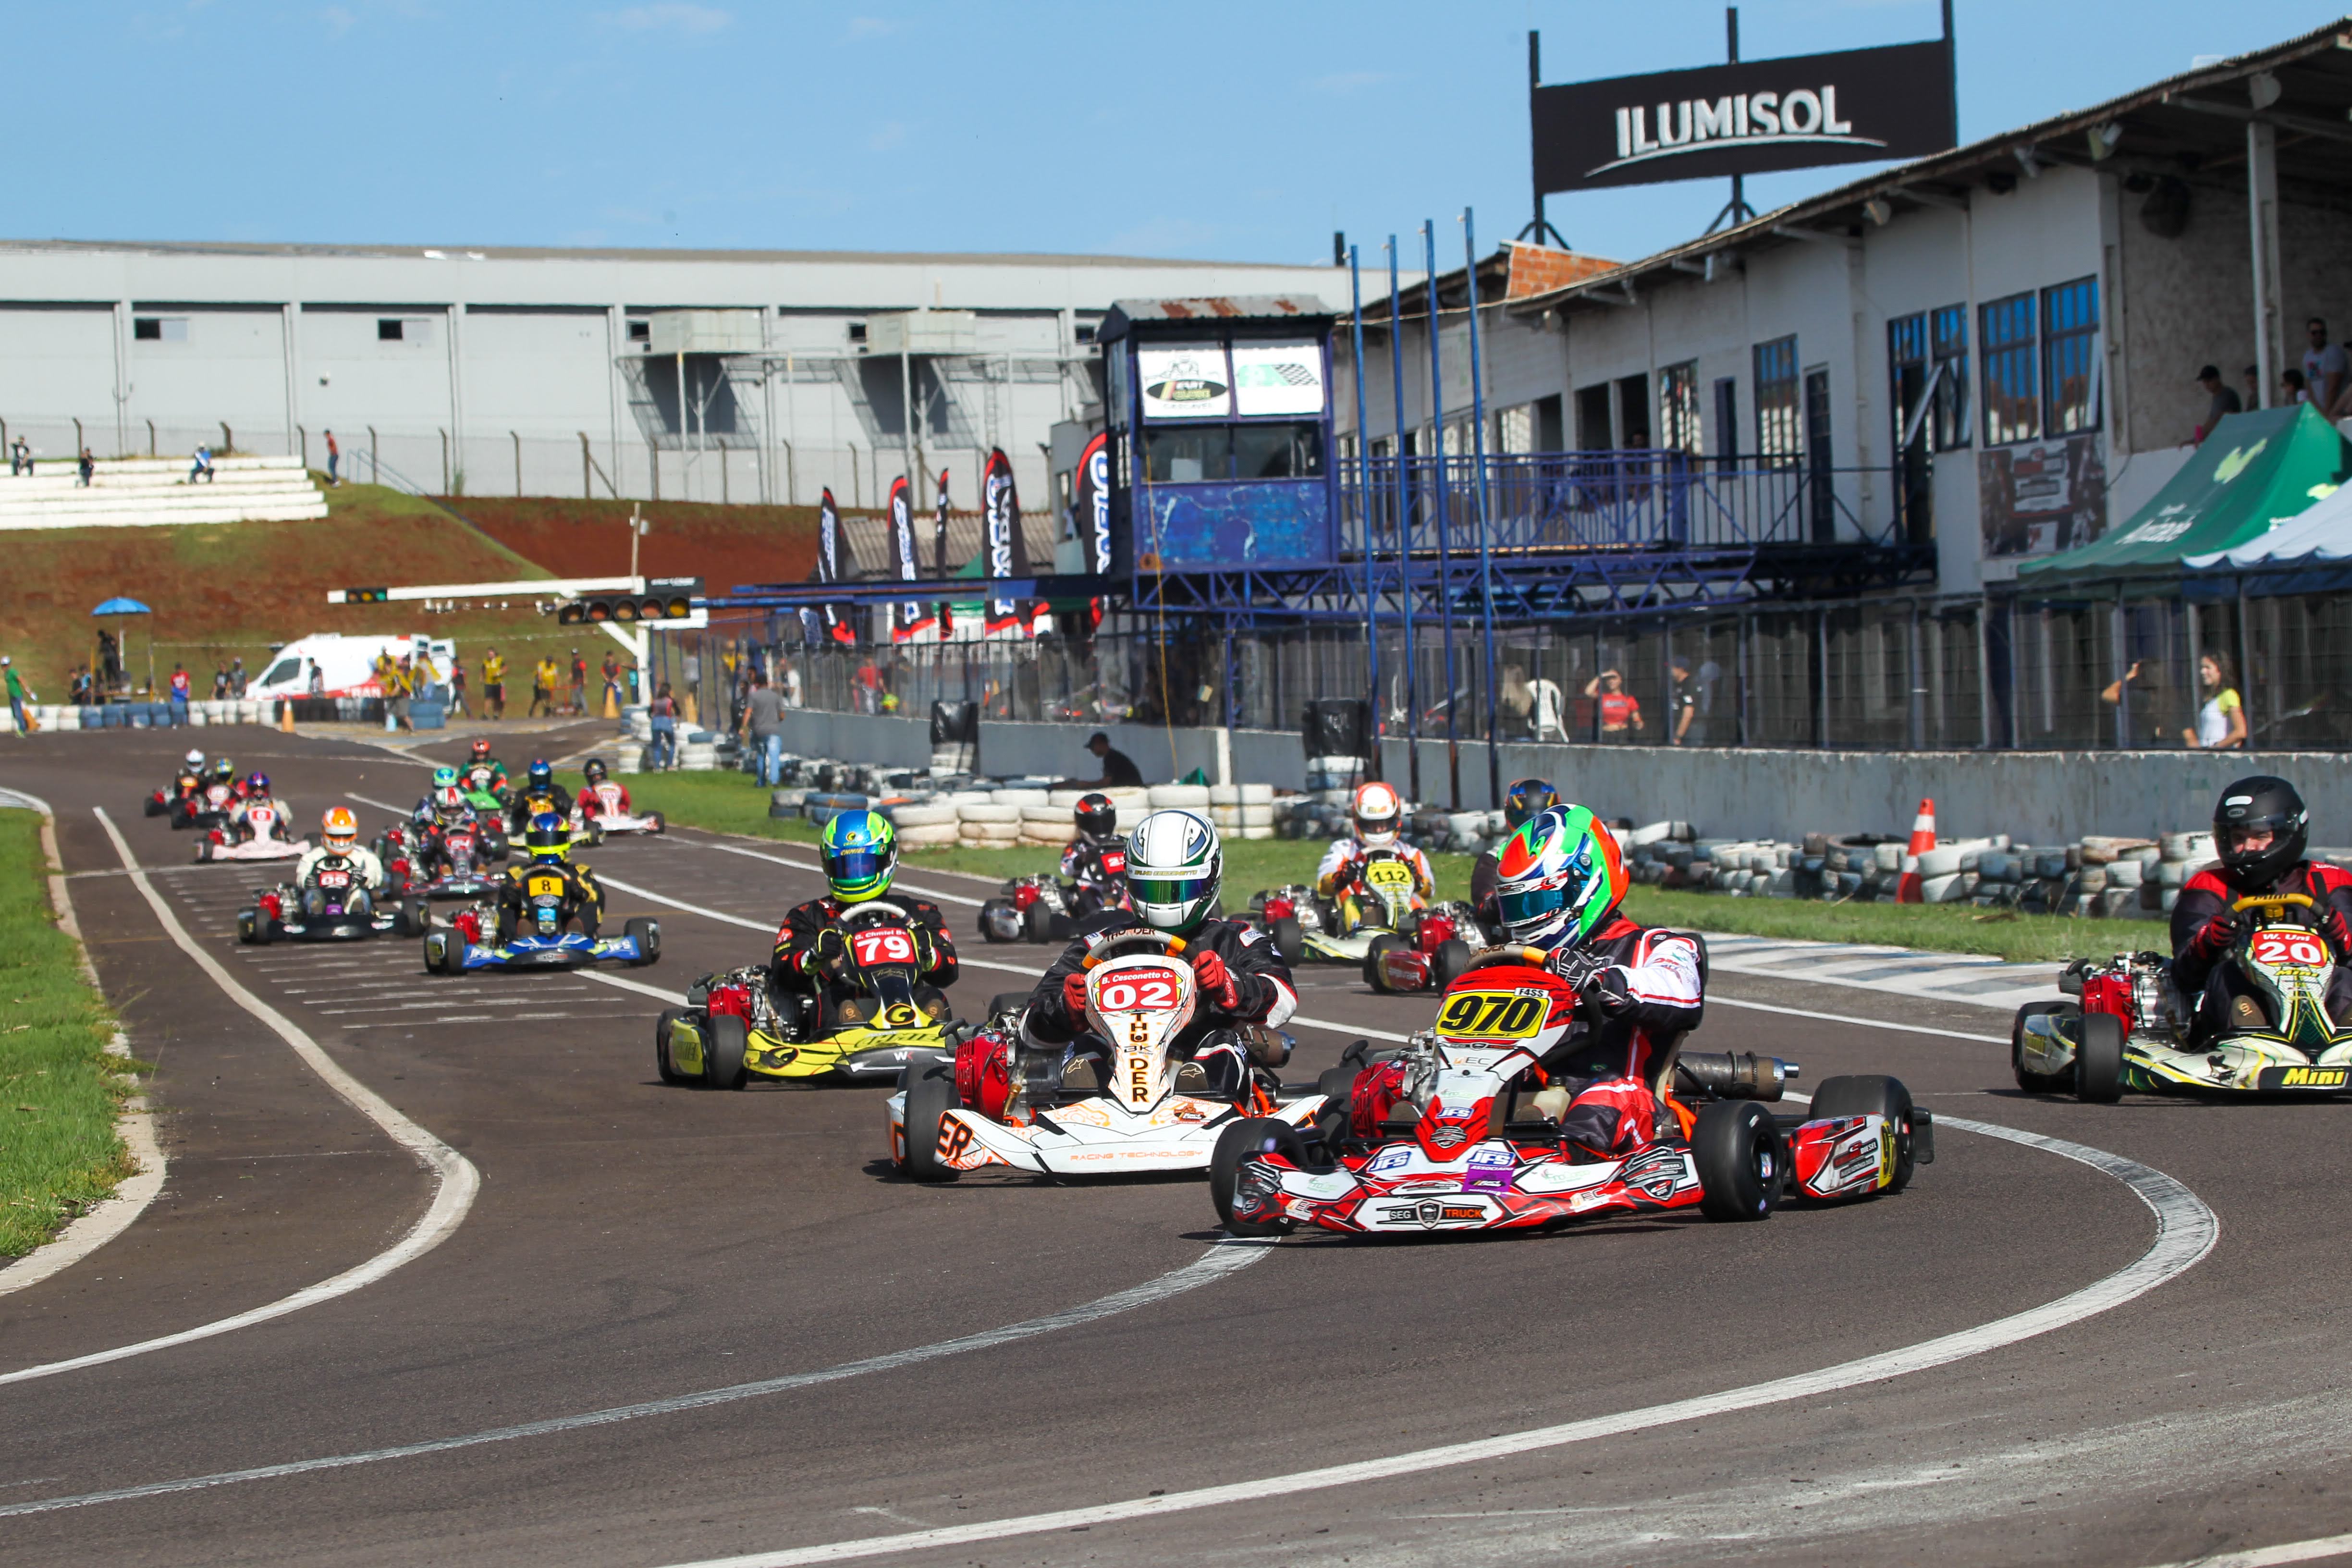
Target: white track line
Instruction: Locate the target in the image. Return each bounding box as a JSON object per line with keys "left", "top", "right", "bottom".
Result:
{"left": 2142, "top": 1531, "right": 2352, "bottom": 1568}
{"left": 1708, "top": 994, "right": 2008, "bottom": 1046}
{"left": 656, "top": 1115, "right": 2218, "bottom": 1568}
{"left": 0, "top": 813, "right": 482, "bottom": 1387}
{"left": 0, "top": 1240, "right": 1272, "bottom": 1519}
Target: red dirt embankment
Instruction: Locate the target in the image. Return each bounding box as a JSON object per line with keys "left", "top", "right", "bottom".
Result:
{"left": 444, "top": 497, "right": 826, "bottom": 594}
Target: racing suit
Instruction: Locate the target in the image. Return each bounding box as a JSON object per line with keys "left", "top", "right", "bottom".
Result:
{"left": 1469, "top": 847, "right": 1504, "bottom": 935}
{"left": 231, "top": 795, "right": 291, "bottom": 839}
{"left": 576, "top": 779, "right": 635, "bottom": 824}
{"left": 508, "top": 784, "right": 574, "bottom": 834}
{"left": 293, "top": 843, "right": 388, "bottom": 890}
{"left": 2172, "top": 860, "right": 2352, "bottom": 1034}
{"left": 496, "top": 858, "right": 605, "bottom": 940}
{"left": 463, "top": 760, "right": 510, "bottom": 798}
{"left": 1056, "top": 834, "right": 1128, "bottom": 917}
{"left": 770, "top": 894, "right": 959, "bottom": 1016}
{"left": 1316, "top": 837, "right": 1434, "bottom": 901}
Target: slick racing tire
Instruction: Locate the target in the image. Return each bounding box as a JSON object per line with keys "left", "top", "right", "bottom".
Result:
{"left": 1433, "top": 937, "right": 1474, "bottom": 988}
{"left": 625, "top": 916, "right": 661, "bottom": 965}
{"left": 1315, "top": 1064, "right": 1359, "bottom": 1112}
{"left": 2074, "top": 1010, "right": 2125, "bottom": 1103}
{"left": 654, "top": 1008, "right": 686, "bottom": 1086}
{"left": 702, "top": 1012, "right": 748, "bottom": 1090}
{"left": 395, "top": 897, "right": 429, "bottom": 938}
{"left": 1023, "top": 901, "right": 1055, "bottom": 944}
{"left": 1362, "top": 932, "right": 1406, "bottom": 992}
{"left": 1268, "top": 914, "right": 1304, "bottom": 969}
{"left": 194, "top": 839, "right": 213, "bottom": 864}
{"left": 144, "top": 796, "right": 164, "bottom": 818}
{"left": 979, "top": 898, "right": 1016, "bottom": 944}
{"left": 646, "top": 812, "right": 666, "bottom": 835}
{"left": 1809, "top": 1074, "right": 1918, "bottom": 1195}
{"left": 2011, "top": 1000, "right": 2079, "bottom": 1095}
{"left": 1209, "top": 1117, "right": 1304, "bottom": 1237}
{"left": 901, "top": 1064, "right": 962, "bottom": 1183}
{"left": 422, "top": 930, "right": 456, "bottom": 975}
{"left": 1694, "top": 1100, "right": 1783, "bottom": 1222}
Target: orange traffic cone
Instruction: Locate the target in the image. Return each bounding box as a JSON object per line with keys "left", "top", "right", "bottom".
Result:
{"left": 278, "top": 698, "right": 295, "bottom": 734}
{"left": 1896, "top": 798, "right": 1936, "bottom": 903}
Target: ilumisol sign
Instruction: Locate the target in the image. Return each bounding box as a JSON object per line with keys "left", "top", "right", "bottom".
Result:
{"left": 1531, "top": 39, "right": 1955, "bottom": 195}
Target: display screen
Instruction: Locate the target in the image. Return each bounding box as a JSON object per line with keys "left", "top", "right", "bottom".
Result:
{"left": 1230, "top": 340, "right": 1326, "bottom": 416}
{"left": 1138, "top": 344, "right": 1231, "bottom": 420}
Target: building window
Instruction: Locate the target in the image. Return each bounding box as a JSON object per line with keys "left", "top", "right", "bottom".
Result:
{"left": 378, "top": 318, "right": 405, "bottom": 342}
{"left": 627, "top": 319, "right": 650, "bottom": 343}
{"left": 1890, "top": 312, "right": 1929, "bottom": 455}
{"left": 1981, "top": 292, "right": 2039, "bottom": 446}
{"left": 1713, "top": 376, "right": 1739, "bottom": 470}
{"left": 1931, "top": 305, "right": 1970, "bottom": 451}
{"left": 846, "top": 321, "right": 868, "bottom": 344}
{"left": 2043, "top": 276, "right": 2101, "bottom": 435}
{"left": 133, "top": 317, "right": 187, "bottom": 343}
{"left": 1753, "top": 336, "right": 1800, "bottom": 463}
{"left": 1657, "top": 361, "right": 1702, "bottom": 455}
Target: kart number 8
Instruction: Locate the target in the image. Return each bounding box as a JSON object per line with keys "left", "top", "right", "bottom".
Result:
{"left": 853, "top": 929, "right": 917, "bottom": 966}
{"left": 1435, "top": 990, "right": 1545, "bottom": 1039}
{"left": 1095, "top": 970, "right": 1183, "bottom": 1013}
{"left": 2253, "top": 930, "right": 2328, "bottom": 968}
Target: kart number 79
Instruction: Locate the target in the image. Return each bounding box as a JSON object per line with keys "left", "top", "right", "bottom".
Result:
{"left": 1094, "top": 967, "right": 1185, "bottom": 1013}
{"left": 853, "top": 928, "right": 917, "bottom": 966}
{"left": 1434, "top": 990, "right": 1546, "bottom": 1040}
{"left": 2253, "top": 929, "right": 2328, "bottom": 968}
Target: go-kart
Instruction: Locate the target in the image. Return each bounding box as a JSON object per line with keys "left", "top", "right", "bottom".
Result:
{"left": 172, "top": 777, "right": 242, "bottom": 831}
{"left": 237, "top": 859, "right": 420, "bottom": 943}
{"left": 887, "top": 929, "right": 1325, "bottom": 1180}
{"left": 573, "top": 778, "right": 665, "bottom": 840}
{"left": 196, "top": 803, "right": 311, "bottom": 863}
{"left": 1215, "top": 943, "right": 1930, "bottom": 1237}
{"left": 2016, "top": 891, "right": 2352, "bottom": 1100}
{"left": 658, "top": 903, "right": 960, "bottom": 1089}
{"left": 144, "top": 769, "right": 204, "bottom": 824}
{"left": 979, "top": 844, "right": 1128, "bottom": 944}
{"left": 420, "top": 882, "right": 659, "bottom": 974}
{"left": 386, "top": 819, "right": 502, "bottom": 899}
{"left": 1243, "top": 848, "right": 1489, "bottom": 988}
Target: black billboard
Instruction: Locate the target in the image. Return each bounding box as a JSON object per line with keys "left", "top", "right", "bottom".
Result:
{"left": 1532, "top": 39, "right": 1955, "bottom": 196}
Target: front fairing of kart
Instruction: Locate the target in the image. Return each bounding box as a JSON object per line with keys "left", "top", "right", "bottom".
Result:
{"left": 459, "top": 930, "right": 645, "bottom": 970}
{"left": 1245, "top": 1136, "right": 1703, "bottom": 1233}
{"left": 906, "top": 1090, "right": 1323, "bottom": 1176}
{"left": 2123, "top": 1034, "right": 2352, "bottom": 1093}
{"left": 207, "top": 835, "right": 313, "bottom": 862}
{"left": 741, "top": 1015, "right": 957, "bottom": 1081}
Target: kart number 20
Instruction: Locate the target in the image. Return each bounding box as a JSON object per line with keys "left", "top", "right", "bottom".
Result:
{"left": 1435, "top": 990, "right": 1545, "bottom": 1040}
{"left": 852, "top": 929, "right": 916, "bottom": 966}
{"left": 2253, "top": 929, "right": 2328, "bottom": 968}
{"left": 1095, "top": 969, "right": 1184, "bottom": 1013}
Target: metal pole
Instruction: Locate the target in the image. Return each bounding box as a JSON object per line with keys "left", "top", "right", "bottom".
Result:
{"left": 1350, "top": 245, "right": 1381, "bottom": 782}
{"left": 1425, "top": 220, "right": 1461, "bottom": 811}
{"left": 901, "top": 348, "right": 915, "bottom": 496}
{"left": 676, "top": 351, "right": 688, "bottom": 498}
{"left": 1389, "top": 238, "right": 1420, "bottom": 804}
{"left": 1462, "top": 208, "right": 1502, "bottom": 808}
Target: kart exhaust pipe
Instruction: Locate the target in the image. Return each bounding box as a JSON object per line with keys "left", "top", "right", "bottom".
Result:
{"left": 1676, "top": 1051, "right": 1792, "bottom": 1102}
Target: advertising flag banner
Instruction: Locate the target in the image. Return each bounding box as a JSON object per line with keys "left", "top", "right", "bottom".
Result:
{"left": 933, "top": 468, "right": 955, "bottom": 639}
{"left": 1076, "top": 430, "right": 1112, "bottom": 576}
{"left": 815, "top": 487, "right": 855, "bottom": 646}
{"left": 886, "top": 476, "right": 929, "bottom": 642}
{"left": 1531, "top": 38, "right": 1955, "bottom": 195}
{"left": 983, "top": 448, "right": 1026, "bottom": 635}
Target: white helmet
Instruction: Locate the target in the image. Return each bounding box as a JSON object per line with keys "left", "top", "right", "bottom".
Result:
{"left": 1124, "top": 808, "right": 1223, "bottom": 935}
{"left": 184, "top": 748, "right": 206, "bottom": 771}
{"left": 1351, "top": 780, "right": 1404, "bottom": 848}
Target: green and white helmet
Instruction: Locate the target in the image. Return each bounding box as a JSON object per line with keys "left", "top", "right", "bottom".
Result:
{"left": 1125, "top": 808, "right": 1222, "bottom": 935}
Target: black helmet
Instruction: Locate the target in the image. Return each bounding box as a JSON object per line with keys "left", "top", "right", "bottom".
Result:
{"left": 582, "top": 758, "right": 608, "bottom": 785}
{"left": 527, "top": 759, "right": 553, "bottom": 790}
{"left": 2214, "top": 775, "right": 2308, "bottom": 890}
{"left": 1075, "top": 791, "right": 1116, "bottom": 840}
{"left": 1503, "top": 777, "right": 1561, "bottom": 831}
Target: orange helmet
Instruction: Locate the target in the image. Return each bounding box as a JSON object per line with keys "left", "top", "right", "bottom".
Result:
{"left": 1351, "top": 780, "right": 1404, "bottom": 847}
{"left": 321, "top": 806, "right": 358, "bottom": 853}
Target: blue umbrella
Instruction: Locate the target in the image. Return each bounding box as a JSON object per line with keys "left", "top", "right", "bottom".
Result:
{"left": 90, "top": 597, "right": 151, "bottom": 616}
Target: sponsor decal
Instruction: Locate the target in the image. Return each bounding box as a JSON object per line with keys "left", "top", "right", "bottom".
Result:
{"left": 1138, "top": 346, "right": 1230, "bottom": 419}
{"left": 2264, "top": 1065, "right": 2350, "bottom": 1089}
{"left": 1395, "top": 1179, "right": 1461, "bottom": 1195}
{"left": 1075, "top": 431, "right": 1112, "bottom": 576}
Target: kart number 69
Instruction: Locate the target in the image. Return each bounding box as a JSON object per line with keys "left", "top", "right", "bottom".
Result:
{"left": 1095, "top": 968, "right": 1184, "bottom": 1013}
{"left": 2253, "top": 930, "right": 2328, "bottom": 968}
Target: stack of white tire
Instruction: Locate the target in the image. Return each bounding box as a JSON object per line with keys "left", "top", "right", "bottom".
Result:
{"left": 890, "top": 798, "right": 960, "bottom": 846}
{"left": 1207, "top": 783, "right": 1276, "bottom": 840}
{"left": 677, "top": 729, "right": 719, "bottom": 771}
{"left": 614, "top": 743, "right": 645, "bottom": 774}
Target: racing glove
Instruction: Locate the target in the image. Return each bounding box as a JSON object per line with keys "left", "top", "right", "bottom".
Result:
{"left": 1061, "top": 970, "right": 1091, "bottom": 1021}
{"left": 2185, "top": 911, "right": 2245, "bottom": 963}
{"left": 908, "top": 924, "right": 939, "bottom": 974}
{"left": 1543, "top": 945, "right": 1610, "bottom": 992}
{"left": 1190, "top": 947, "right": 1240, "bottom": 1012}
{"left": 803, "top": 926, "right": 850, "bottom": 980}
{"left": 1584, "top": 964, "right": 1636, "bottom": 1017}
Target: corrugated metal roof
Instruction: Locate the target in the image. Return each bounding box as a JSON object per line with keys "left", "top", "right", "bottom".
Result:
{"left": 1105, "top": 295, "right": 1331, "bottom": 323}
{"left": 0, "top": 238, "right": 1340, "bottom": 272}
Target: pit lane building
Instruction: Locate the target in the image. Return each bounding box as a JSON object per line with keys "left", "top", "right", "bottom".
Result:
{"left": 0, "top": 241, "right": 1344, "bottom": 510}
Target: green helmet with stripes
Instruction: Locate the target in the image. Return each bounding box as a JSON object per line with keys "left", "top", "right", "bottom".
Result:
{"left": 821, "top": 809, "right": 898, "bottom": 904}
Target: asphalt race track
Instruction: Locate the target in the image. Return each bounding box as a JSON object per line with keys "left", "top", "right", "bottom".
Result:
{"left": 4, "top": 727, "right": 2350, "bottom": 1567}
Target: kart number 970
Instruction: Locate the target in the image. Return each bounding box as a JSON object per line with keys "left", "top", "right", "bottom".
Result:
{"left": 1095, "top": 968, "right": 1184, "bottom": 1013}
{"left": 1434, "top": 990, "right": 1547, "bottom": 1040}
{"left": 853, "top": 929, "right": 916, "bottom": 966}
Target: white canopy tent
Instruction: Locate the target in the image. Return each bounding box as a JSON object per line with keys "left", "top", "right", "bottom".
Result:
{"left": 2187, "top": 482, "right": 2352, "bottom": 568}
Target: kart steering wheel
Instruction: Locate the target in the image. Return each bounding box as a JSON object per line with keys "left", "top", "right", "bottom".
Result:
{"left": 1465, "top": 944, "right": 1550, "bottom": 972}
{"left": 1080, "top": 930, "right": 1188, "bottom": 969}
{"left": 2234, "top": 893, "right": 2316, "bottom": 914}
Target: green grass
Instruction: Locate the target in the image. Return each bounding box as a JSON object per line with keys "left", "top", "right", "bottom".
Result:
{"left": 603, "top": 768, "right": 2148, "bottom": 964}
{"left": 0, "top": 810, "right": 130, "bottom": 1257}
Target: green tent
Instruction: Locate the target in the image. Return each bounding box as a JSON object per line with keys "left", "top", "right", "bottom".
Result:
{"left": 2016, "top": 404, "right": 2350, "bottom": 582}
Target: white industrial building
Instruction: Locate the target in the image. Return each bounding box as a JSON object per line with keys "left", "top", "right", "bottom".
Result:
{"left": 0, "top": 241, "right": 1344, "bottom": 510}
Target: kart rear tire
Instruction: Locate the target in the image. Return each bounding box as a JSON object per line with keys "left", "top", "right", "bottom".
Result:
{"left": 902, "top": 1064, "right": 962, "bottom": 1183}
{"left": 144, "top": 796, "right": 163, "bottom": 817}
{"left": 1809, "top": 1074, "right": 1918, "bottom": 1195}
{"left": 395, "top": 897, "right": 429, "bottom": 938}
{"left": 2011, "top": 1001, "right": 2078, "bottom": 1094}
{"left": 625, "top": 915, "right": 661, "bottom": 966}
{"left": 702, "top": 1012, "right": 748, "bottom": 1091}
{"left": 1023, "top": 901, "right": 1054, "bottom": 944}
{"left": 1433, "top": 937, "right": 1473, "bottom": 988}
{"left": 647, "top": 812, "right": 666, "bottom": 835}
{"left": 1694, "top": 1100, "right": 1782, "bottom": 1222}
{"left": 1209, "top": 1117, "right": 1302, "bottom": 1237}
{"left": 1362, "top": 932, "right": 1406, "bottom": 992}
{"left": 194, "top": 839, "right": 213, "bottom": 864}
{"left": 654, "top": 1008, "right": 686, "bottom": 1085}
{"left": 2075, "top": 1010, "right": 2125, "bottom": 1103}
{"left": 1269, "top": 914, "right": 1304, "bottom": 968}
{"left": 422, "top": 930, "right": 455, "bottom": 974}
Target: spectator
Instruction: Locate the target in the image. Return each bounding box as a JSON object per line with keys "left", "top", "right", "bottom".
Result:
{"left": 449, "top": 660, "right": 469, "bottom": 718}
{"left": 1669, "top": 660, "right": 1702, "bottom": 745}
{"left": 648, "top": 682, "right": 679, "bottom": 770}
{"left": 1498, "top": 663, "right": 1534, "bottom": 737}
{"left": 600, "top": 651, "right": 620, "bottom": 712}
{"left": 69, "top": 666, "right": 92, "bottom": 706}
{"left": 229, "top": 656, "right": 247, "bottom": 698}
{"left": 2243, "top": 365, "right": 2263, "bottom": 409}
{"left": 412, "top": 648, "right": 438, "bottom": 701}
{"left": 388, "top": 654, "right": 414, "bottom": 733}
{"left": 3, "top": 656, "right": 29, "bottom": 737}
{"left": 2306, "top": 318, "right": 2350, "bottom": 414}
{"left": 780, "top": 655, "right": 803, "bottom": 709}
{"left": 77, "top": 448, "right": 94, "bottom": 487}
{"left": 324, "top": 429, "right": 340, "bottom": 488}
{"left": 1583, "top": 668, "right": 1643, "bottom": 742}
{"left": 307, "top": 660, "right": 325, "bottom": 698}
{"left": 2283, "top": 367, "right": 2311, "bottom": 406}
{"left": 1056, "top": 731, "right": 1144, "bottom": 789}
{"left": 567, "top": 649, "right": 587, "bottom": 716}
{"left": 1529, "top": 670, "right": 1565, "bottom": 741}
{"left": 530, "top": 654, "right": 558, "bottom": 718}
{"left": 2193, "top": 364, "right": 2242, "bottom": 444}
{"left": 168, "top": 663, "right": 191, "bottom": 726}
{"left": 742, "top": 671, "right": 785, "bottom": 785}
{"left": 212, "top": 665, "right": 229, "bottom": 700}
{"left": 482, "top": 647, "right": 506, "bottom": 720}
{"left": 9, "top": 437, "right": 27, "bottom": 476}
{"left": 2183, "top": 651, "right": 2247, "bottom": 750}
{"left": 190, "top": 444, "right": 214, "bottom": 484}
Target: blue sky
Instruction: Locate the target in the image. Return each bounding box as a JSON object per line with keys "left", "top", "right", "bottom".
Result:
{"left": 11, "top": 1, "right": 2348, "bottom": 266}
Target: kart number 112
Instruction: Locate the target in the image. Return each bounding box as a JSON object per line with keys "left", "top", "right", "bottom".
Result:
{"left": 1435, "top": 990, "right": 1545, "bottom": 1040}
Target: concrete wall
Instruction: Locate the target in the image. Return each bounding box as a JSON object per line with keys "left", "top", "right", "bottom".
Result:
{"left": 775, "top": 707, "right": 931, "bottom": 768}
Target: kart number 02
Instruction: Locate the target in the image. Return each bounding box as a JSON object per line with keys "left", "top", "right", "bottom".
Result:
{"left": 2253, "top": 929, "right": 2328, "bottom": 968}
{"left": 1435, "top": 990, "right": 1545, "bottom": 1040}
{"left": 852, "top": 929, "right": 916, "bottom": 966}
{"left": 1095, "top": 968, "right": 1184, "bottom": 1013}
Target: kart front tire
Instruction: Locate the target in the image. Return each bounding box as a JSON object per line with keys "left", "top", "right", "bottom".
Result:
{"left": 625, "top": 916, "right": 661, "bottom": 966}
{"left": 1269, "top": 914, "right": 1304, "bottom": 968}
{"left": 979, "top": 898, "right": 1015, "bottom": 944}
{"left": 1695, "top": 1100, "right": 1782, "bottom": 1222}
{"left": 144, "top": 796, "right": 163, "bottom": 817}
{"left": 1209, "top": 1117, "right": 1302, "bottom": 1237}
{"left": 902, "top": 1064, "right": 962, "bottom": 1183}
{"left": 647, "top": 812, "right": 665, "bottom": 835}
{"left": 422, "top": 930, "right": 455, "bottom": 974}
{"left": 1022, "top": 901, "right": 1054, "bottom": 944}
{"left": 395, "top": 897, "right": 429, "bottom": 938}
{"left": 1810, "top": 1074, "right": 1918, "bottom": 1195}
{"left": 702, "top": 1012, "right": 748, "bottom": 1090}
{"left": 2075, "top": 1011, "right": 2125, "bottom": 1103}
{"left": 1363, "top": 932, "right": 1406, "bottom": 992}
{"left": 2010, "top": 1000, "right": 2078, "bottom": 1094}
{"left": 1433, "top": 937, "right": 1473, "bottom": 988}
{"left": 654, "top": 1008, "right": 686, "bottom": 1085}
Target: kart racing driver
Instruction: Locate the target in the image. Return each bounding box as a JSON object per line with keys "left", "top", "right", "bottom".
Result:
{"left": 231, "top": 772, "right": 289, "bottom": 834}
{"left": 1315, "top": 780, "right": 1433, "bottom": 905}
{"left": 575, "top": 758, "right": 632, "bottom": 824}
{"left": 2171, "top": 774, "right": 2352, "bottom": 1035}
{"left": 495, "top": 813, "right": 606, "bottom": 940}
{"left": 1058, "top": 791, "right": 1128, "bottom": 897}
{"left": 1470, "top": 777, "right": 1562, "bottom": 928}
{"left": 413, "top": 766, "right": 462, "bottom": 825}
{"left": 507, "top": 760, "right": 573, "bottom": 835}
{"left": 771, "top": 809, "right": 958, "bottom": 1014}
{"left": 291, "top": 807, "right": 390, "bottom": 899}
{"left": 462, "top": 737, "right": 510, "bottom": 797}
{"left": 1019, "top": 808, "right": 1298, "bottom": 1095}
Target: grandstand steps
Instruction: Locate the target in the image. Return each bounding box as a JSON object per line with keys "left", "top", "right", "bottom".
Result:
{"left": 0, "top": 454, "right": 329, "bottom": 529}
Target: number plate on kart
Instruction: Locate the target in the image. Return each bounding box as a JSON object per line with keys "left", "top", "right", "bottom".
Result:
{"left": 1366, "top": 861, "right": 1414, "bottom": 892}
{"left": 1092, "top": 966, "right": 1187, "bottom": 1013}
{"left": 1433, "top": 989, "right": 1548, "bottom": 1041}
{"left": 852, "top": 928, "right": 917, "bottom": 966}
{"left": 2252, "top": 930, "right": 2329, "bottom": 968}
{"left": 2257, "top": 1065, "right": 2352, "bottom": 1090}
{"left": 528, "top": 874, "right": 565, "bottom": 898}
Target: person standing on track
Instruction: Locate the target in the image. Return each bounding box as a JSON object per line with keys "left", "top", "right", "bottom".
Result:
{"left": 482, "top": 647, "right": 506, "bottom": 721}
{"left": 648, "top": 684, "right": 679, "bottom": 770}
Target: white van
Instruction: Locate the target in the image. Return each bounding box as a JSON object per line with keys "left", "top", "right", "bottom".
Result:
{"left": 249, "top": 634, "right": 459, "bottom": 700}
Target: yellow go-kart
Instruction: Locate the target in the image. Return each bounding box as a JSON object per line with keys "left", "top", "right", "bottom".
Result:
{"left": 655, "top": 902, "right": 965, "bottom": 1090}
